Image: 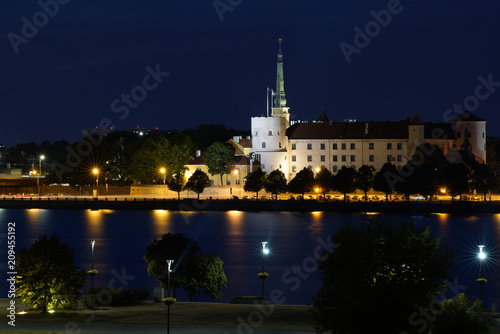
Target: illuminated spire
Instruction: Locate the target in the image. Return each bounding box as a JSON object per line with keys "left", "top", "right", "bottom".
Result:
{"left": 274, "top": 38, "right": 287, "bottom": 108}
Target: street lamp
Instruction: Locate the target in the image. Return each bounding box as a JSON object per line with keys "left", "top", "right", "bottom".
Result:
{"left": 166, "top": 259, "right": 174, "bottom": 334}
{"left": 38, "top": 155, "right": 44, "bottom": 195}
{"left": 90, "top": 240, "right": 96, "bottom": 289}
{"left": 477, "top": 245, "right": 487, "bottom": 301}
{"left": 259, "top": 241, "right": 270, "bottom": 297}
{"left": 159, "top": 167, "right": 166, "bottom": 184}
{"left": 93, "top": 168, "right": 99, "bottom": 186}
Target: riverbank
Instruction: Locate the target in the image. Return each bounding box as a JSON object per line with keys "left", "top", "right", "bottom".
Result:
{"left": 0, "top": 196, "right": 499, "bottom": 213}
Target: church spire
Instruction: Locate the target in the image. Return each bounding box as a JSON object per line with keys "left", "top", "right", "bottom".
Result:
{"left": 272, "top": 38, "right": 290, "bottom": 127}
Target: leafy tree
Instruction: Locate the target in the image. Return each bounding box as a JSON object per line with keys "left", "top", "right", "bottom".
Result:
{"left": 333, "top": 166, "right": 357, "bottom": 200}
{"left": 442, "top": 162, "right": 470, "bottom": 201}
{"left": 185, "top": 170, "right": 210, "bottom": 199}
{"left": 288, "top": 167, "right": 315, "bottom": 198}
{"left": 315, "top": 166, "right": 333, "bottom": 197}
{"left": 165, "top": 132, "right": 196, "bottom": 175}
{"left": 244, "top": 167, "right": 267, "bottom": 199}
{"left": 143, "top": 233, "right": 226, "bottom": 301}
{"left": 17, "top": 234, "right": 86, "bottom": 313}
{"left": 313, "top": 219, "right": 454, "bottom": 334}
{"left": 431, "top": 294, "right": 495, "bottom": 334}
{"left": 470, "top": 163, "right": 496, "bottom": 201}
{"left": 204, "top": 142, "right": 234, "bottom": 184}
{"left": 100, "top": 131, "right": 142, "bottom": 185}
{"left": 416, "top": 164, "right": 441, "bottom": 200}
{"left": 373, "top": 162, "right": 399, "bottom": 201}
{"left": 128, "top": 136, "right": 171, "bottom": 184}
{"left": 264, "top": 169, "right": 287, "bottom": 199}
{"left": 357, "top": 165, "right": 375, "bottom": 201}
{"left": 168, "top": 173, "right": 186, "bottom": 200}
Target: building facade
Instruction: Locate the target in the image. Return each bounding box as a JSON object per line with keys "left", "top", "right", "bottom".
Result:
{"left": 251, "top": 40, "right": 487, "bottom": 180}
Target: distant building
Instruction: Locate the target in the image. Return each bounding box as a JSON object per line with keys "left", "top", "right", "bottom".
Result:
{"left": 251, "top": 40, "right": 486, "bottom": 180}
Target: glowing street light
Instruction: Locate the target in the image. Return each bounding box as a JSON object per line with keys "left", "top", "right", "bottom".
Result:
{"left": 477, "top": 245, "right": 487, "bottom": 301}
{"left": 159, "top": 167, "right": 166, "bottom": 185}
{"left": 90, "top": 240, "right": 96, "bottom": 289}
{"left": 166, "top": 259, "right": 174, "bottom": 334}
{"left": 259, "top": 242, "right": 270, "bottom": 297}
{"left": 38, "top": 155, "right": 45, "bottom": 195}
{"left": 93, "top": 168, "right": 99, "bottom": 186}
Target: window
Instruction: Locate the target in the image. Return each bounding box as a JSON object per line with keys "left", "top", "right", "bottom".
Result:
{"left": 397, "top": 143, "right": 402, "bottom": 150}
{"left": 307, "top": 155, "right": 312, "bottom": 162}
{"left": 292, "top": 155, "right": 296, "bottom": 162}
{"left": 397, "top": 155, "right": 402, "bottom": 162}
{"left": 268, "top": 130, "right": 273, "bottom": 136}
{"left": 292, "top": 165, "right": 297, "bottom": 172}
{"left": 255, "top": 131, "right": 258, "bottom": 136}
{"left": 342, "top": 155, "right": 347, "bottom": 162}
{"left": 307, "top": 143, "right": 312, "bottom": 150}
{"left": 333, "top": 143, "right": 338, "bottom": 150}
{"left": 341, "top": 143, "right": 346, "bottom": 150}
{"left": 226, "top": 179, "right": 231, "bottom": 185}
{"left": 350, "top": 143, "right": 355, "bottom": 150}
{"left": 320, "top": 143, "right": 326, "bottom": 150}
{"left": 387, "top": 155, "right": 393, "bottom": 162}
{"left": 387, "top": 143, "right": 392, "bottom": 150}
{"left": 279, "top": 142, "right": 282, "bottom": 148}
{"left": 369, "top": 143, "right": 374, "bottom": 150}
{"left": 333, "top": 155, "right": 338, "bottom": 162}
{"left": 351, "top": 155, "right": 356, "bottom": 162}
{"left": 369, "top": 155, "right": 374, "bottom": 162}
{"left": 320, "top": 155, "right": 326, "bottom": 162}
{"left": 210, "top": 179, "right": 215, "bottom": 186}
{"left": 235, "top": 179, "right": 240, "bottom": 185}
{"left": 292, "top": 143, "right": 296, "bottom": 150}
{"left": 262, "top": 142, "right": 266, "bottom": 148}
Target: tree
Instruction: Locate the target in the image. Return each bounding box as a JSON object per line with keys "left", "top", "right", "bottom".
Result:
{"left": 431, "top": 294, "right": 494, "bottom": 334}
{"left": 333, "top": 166, "right": 357, "bottom": 200}
{"left": 315, "top": 167, "right": 333, "bottom": 197}
{"left": 313, "top": 219, "right": 454, "bottom": 334}
{"left": 288, "top": 167, "right": 315, "bottom": 198}
{"left": 128, "top": 136, "right": 171, "bottom": 184}
{"left": 168, "top": 173, "right": 186, "bottom": 200}
{"left": 442, "top": 162, "right": 470, "bottom": 201}
{"left": 264, "top": 169, "right": 287, "bottom": 199}
{"left": 185, "top": 170, "right": 210, "bottom": 199}
{"left": 244, "top": 167, "right": 267, "bottom": 199}
{"left": 373, "top": 162, "right": 399, "bottom": 201}
{"left": 357, "top": 165, "right": 375, "bottom": 201}
{"left": 470, "top": 163, "right": 496, "bottom": 201}
{"left": 17, "top": 234, "right": 86, "bottom": 313}
{"left": 143, "top": 233, "right": 227, "bottom": 301}
{"left": 204, "top": 142, "right": 234, "bottom": 184}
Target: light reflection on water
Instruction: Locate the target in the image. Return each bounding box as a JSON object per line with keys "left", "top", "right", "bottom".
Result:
{"left": 1, "top": 209, "right": 499, "bottom": 306}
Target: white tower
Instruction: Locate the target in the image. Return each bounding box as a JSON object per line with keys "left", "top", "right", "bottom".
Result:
{"left": 450, "top": 112, "right": 486, "bottom": 163}
{"left": 251, "top": 39, "right": 290, "bottom": 175}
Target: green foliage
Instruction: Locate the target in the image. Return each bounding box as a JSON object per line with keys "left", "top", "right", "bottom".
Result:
{"left": 333, "top": 166, "right": 357, "bottom": 199}
{"left": 204, "top": 142, "right": 234, "bottom": 184}
{"left": 313, "top": 219, "right": 454, "bottom": 334}
{"left": 17, "top": 234, "right": 86, "bottom": 313}
{"left": 82, "top": 288, "right": 149, "bottom": 308}
{"left": 357, "top": 165, "right": 375, "bottom": 200}
{"left": 264, "top": 169, "right": 287, "bottom": 199}
{"left": 185, "top": 169, "right": 210, "bottom": 199}
{"left": 315, "top": 166, "right": 333, "bottom": 196}
{"left": 470, "top": 163, "right": 496, "bottom": 200}
{"left": 143, "top": 233, "right": 227, "bottom": 301}
{"left": 128, "top": 136, "right": 172, "bottom": 183}
{"left": 373, "top": 162, "right": 399, "bottom": 199}
{"left": 431, "top": 294, "right": 495, "bottom": 334}
{"left": 168, "top": 173, "right": 186, "bottom": 199}
{"left": 288, "top": 167, "right": 315, "bottom": 196}
{"left": 244, "top": 167, "right": 267, "bottom": 199}
{"left": 442, "top": 162, "right": 470, "bottom": 200}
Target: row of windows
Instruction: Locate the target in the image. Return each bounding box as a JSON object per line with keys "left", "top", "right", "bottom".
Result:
{"left": 291, "top": 155, "right": 404, "bottom": 162}
{"left": 255, "top": 131, "right": 280, "bottom": 136}
{"left": 261, "top": 142, "right": 282, "bottom": 148}
{"left": 291, "top": 142, "right": 404, "bottom": 150}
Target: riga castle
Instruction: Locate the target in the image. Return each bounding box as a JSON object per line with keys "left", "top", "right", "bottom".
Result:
{"left": 250, "top": 39, "right": 487, "bottom": 180}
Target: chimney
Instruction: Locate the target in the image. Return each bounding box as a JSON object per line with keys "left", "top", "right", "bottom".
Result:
{"left": 365, "top": 122, "right": 369, "bottom": 135}
{"left": 196, "top": 150, "right": 201, "bottom": 157}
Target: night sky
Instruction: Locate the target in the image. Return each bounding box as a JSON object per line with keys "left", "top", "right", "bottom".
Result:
{"left": 2, "top": 1, "right": 500, "bottom": 146}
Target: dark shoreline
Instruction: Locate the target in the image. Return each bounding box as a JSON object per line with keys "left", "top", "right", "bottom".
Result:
{"left": 0, "top": 197, "right": 499, "bottom": 214}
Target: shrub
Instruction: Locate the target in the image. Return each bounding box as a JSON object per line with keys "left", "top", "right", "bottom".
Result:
{"left": 81, "top": 288, "right": 149, "bottom": 308}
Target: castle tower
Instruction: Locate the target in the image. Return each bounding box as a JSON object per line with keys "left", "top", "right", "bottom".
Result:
{"left": 450, "top": 112, "right": 486, "bottom": 163}
{"left": 251, "top": 39, "right": 289, "bottom": 175}
{"left": 408, "top": 113, "right": 424, "bottom": 157}
{"left": 271, "top": 38, "right": 290, "bottom": 127}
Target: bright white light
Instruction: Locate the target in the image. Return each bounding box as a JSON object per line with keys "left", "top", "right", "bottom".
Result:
{"left": 263, "top": 248, "right": 270, "bottom": 255}
{"left": 478, "top": 245, "right": 486, "bottom": 260}
{"left": 262, "top": 241, "right": 269, "bottom": 255}
{"left": 48, "top": 310, "right": 55, "bottom": 313}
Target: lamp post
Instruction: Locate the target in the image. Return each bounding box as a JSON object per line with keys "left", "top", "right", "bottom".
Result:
{"left": 477, "top": 245, "right": 487, "bottom": 301}
{"left": 90, "top": 240, "right": 95, "bottom": 289}
{"left": 166, "top": 259, "right": 174, "bottom": 334}
{"left": 38, "top": 155, "right": 44, "bottom": 195}
{"left": 160, "top": 168, "right": 167, "bottom": 197}
{"left": 93, "top": 168, "right": 99, "bottom": 186}
{"left": 260, "top": 241, "right": 269, "bottom": 297}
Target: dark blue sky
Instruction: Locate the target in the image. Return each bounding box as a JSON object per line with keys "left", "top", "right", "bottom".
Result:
{"left": 1, "top": 1, "right": 500, "bottom": 146}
